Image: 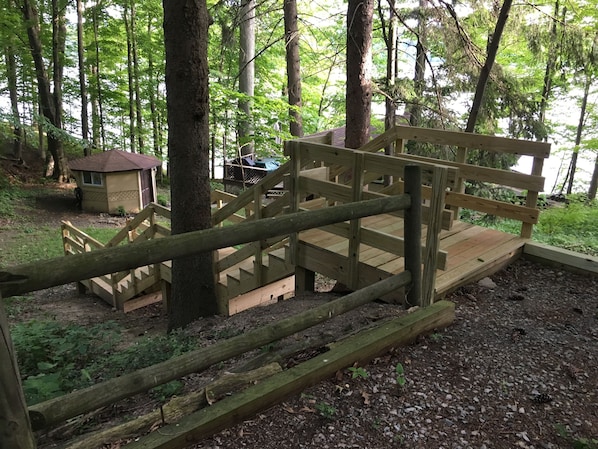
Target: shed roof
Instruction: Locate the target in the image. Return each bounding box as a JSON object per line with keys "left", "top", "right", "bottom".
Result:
{"left": 69, "top": 149, "right": 161, "bottom": 173}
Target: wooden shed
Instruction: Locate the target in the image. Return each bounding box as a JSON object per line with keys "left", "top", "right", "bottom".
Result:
{"left": 69, "top": 150, "right": 161, "bottom": 214}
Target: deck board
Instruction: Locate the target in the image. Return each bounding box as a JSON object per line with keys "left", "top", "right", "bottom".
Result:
{"left": 299, "top": 216, "right": 527, "bottom": 301}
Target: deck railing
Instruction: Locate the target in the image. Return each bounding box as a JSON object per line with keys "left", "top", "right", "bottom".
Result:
{"left": 357, "top": 125, "right": 550, "bottom": 238}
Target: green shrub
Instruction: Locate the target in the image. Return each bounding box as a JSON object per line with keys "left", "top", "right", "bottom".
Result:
{"left": 157, "top": 193, "right": 169, "bottom": 207}
{"left": 12, "top": 320, "right": 120, "bottom": 404}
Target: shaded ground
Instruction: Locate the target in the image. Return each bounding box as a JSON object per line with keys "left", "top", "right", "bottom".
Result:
{"left": 1, "top": 182, "right": 597, "bottom": 449}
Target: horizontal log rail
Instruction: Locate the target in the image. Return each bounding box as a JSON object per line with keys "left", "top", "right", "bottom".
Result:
{"left": 1, "top": 194, "right": 416, "bottom": 298}
{"left": 27, "top": 271, "right": 412, "bottom": 431}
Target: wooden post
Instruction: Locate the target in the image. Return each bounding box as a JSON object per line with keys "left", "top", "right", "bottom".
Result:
{"left": 521, "top": 156, "right": 545, "bottom": 238}
{"left": 0, "top": 287, "right": 37, "bottom": 449}
{"left": 421, "top": 165, "right": 449, "bottom": 306}
{"left": 403, "top": 164, "right": 422, "bottom": 307}
{"left": 289, "top": 140, "right": 316, "bottom": 294}
{"left": 347, "top": 152, "right": 365, "bottom": 290}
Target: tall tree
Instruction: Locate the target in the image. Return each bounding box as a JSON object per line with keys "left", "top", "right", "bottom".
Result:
{"left": 20, "top": 0, "right": 70, "bottom": 181}
{"left": 90, "top": 2, "right": 106, "bottom": 150}
{"left": 124, "top": 2, "right": 136, "bottom": 152}
{"left": 345, "top": 0, "right": 374, "bottom": 148}
{"left": 409, "top": 0, "right": 428, "bottom": 128}
{"left": 5, "top": 44, "right": 23, "bottom": 159}
{"left": 564, "top": 73, "right": 592, "bottom": 194}
{"left": 163, "top": 0, "right": 217, "bottom": 330}
{"left": 380, "top": 0, "right": 397, "bottom": 132}
{"left": 130, "top": 0, "right": 144, "bottom": 153}
{"left": 238, "top": 0, "right": 255, "bottom": 156}
{"left": 538, "top": 0, "right": 561, "bottom": 137}
{"left": 464, "top": 0, "right": 513, "bottom": 133}
{"left": 283, "top": 0, "right": 303, "bottom": 137}
{"left": 76, "top": 0, "right": 90, "bottom": 155}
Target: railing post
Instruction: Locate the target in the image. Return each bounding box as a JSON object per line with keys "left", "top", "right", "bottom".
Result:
{"left": 0, "top": 287, "right": 37, "bottom": 449}
{"left": 422, "top": 165, "right": 449, "bottom": 307}
{"left": 403, "top": 164, "right": 422, "bottom": 307}
{"left": 347, "top": 152, "right": 365, "bottom": 290}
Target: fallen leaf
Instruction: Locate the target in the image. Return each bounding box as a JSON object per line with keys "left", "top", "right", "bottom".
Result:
{"left": 361, "top": 390, "right": 371, "bottom": 405}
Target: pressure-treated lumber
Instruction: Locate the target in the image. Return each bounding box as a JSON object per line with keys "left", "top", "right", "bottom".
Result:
{"left": 122, "top": 300, "right": 455, "bottom": 449}
{"left": 63, "top": 363, "right": 282, "bottom": 449}
{"left": 421, "top": 165, "right": 448, "bottom": 306}
{"left": 403, "top": 165, "right": 422, "bottom": 306}
{"left": 1, "top": 195, "right": 411, "bottom": 298}
{"left": 28, "top": 271, "right": 411, "bottom": 430}
{"left": 0, "top": 290, "right": 36, "bottom": 449}
{"left": 523, "top": 242, "right": 598, "bottom": 276}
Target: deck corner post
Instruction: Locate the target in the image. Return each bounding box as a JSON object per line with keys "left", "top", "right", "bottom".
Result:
{"left": 404, "top": 164, "right": 422, "bottom": 307}
{"left": 0, "top": 291, "right": 37, "bottom": 449}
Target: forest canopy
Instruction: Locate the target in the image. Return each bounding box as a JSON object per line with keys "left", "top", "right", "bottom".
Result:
{"left": 1, "top": 0, "right": 597, "bottom": 194}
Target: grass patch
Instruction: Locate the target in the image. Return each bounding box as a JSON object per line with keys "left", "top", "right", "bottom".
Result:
{"left": 0, "top": 225, "right": 119, "bottom": 266}
{"left": 0, "top": 225, "right": 65, "bottom": 266}
{"left": 0, "top": 181, "right": 42, "bottom": 217}
{"left": 460, "top": 197, "right": 598, "bottom": 256}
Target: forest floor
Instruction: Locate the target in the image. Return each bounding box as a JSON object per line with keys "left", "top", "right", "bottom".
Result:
{"left": 1, "top": 154, "right": 597, "bottom": 449}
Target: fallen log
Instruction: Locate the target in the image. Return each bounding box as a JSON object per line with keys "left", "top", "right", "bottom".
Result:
{"left": 62, "top": 363, "right": 282, "bottom": 449}
{"left": 29, "top": 271, "right": 411, "bottom": 430}
{"left": 123, "top": 300, "right": 455, "bottom": 449}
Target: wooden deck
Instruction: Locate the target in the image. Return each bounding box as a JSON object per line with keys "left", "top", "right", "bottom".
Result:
{"left": 298, "top": 216, "right": 526, "bottom": 299}
{"left": 61, "top": 125, "right": 550, "bottom": 314}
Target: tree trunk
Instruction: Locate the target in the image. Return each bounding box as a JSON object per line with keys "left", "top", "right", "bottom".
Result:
{"left": 345, "top": 0, "right": 374, "bottom": 149}
{"left": 588, "top": 152, "right": 598, "bottom": 200}
{"left": 147, "top": 18, "right": 162, "bottom": 177}
{"left": 20, "top": 0, "right": 69, "bottom": 181}
{"left": 76, "top": 0, "right": 90, "bottom": 156}
{"left": 238, "top": 0, "right": 255, "bottom": 156}
{"left": 91, "top": 4, "right": 105, "bottom": 149}
{"left": 131, "top": 0, "right": 144, "bottom": 153}
{"left": 409, "top": 0, "right": 427, "bottom": 128}
{"left": 538, "top": 0, "right": 560, "bottom": 139}
{"left": 163, "top": 0, "right": 218, "bottom": 329}
{"left": 5, "top": 44, "right": 23, "bottom": 159}
{"left": 566, "top": 73, "right": 591, "bottom": 195}
{"left": 464, "top": 0, "right": 513, "bottom": 133}
{"left": 0, "top": 291, "right": 37, "bottom": 449}
{"left": 283, "top": 0, "right": 303, "bottom": 138}
{"left": 124, "top": 4, "right": 136, "bottom": 153}
{"left": 381, "top": 0, "right": 397, "bottom": 185}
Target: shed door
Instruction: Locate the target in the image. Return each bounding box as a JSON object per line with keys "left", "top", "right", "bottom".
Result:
{"left": 140, "top": 169, "right": 153, "bottom": 207}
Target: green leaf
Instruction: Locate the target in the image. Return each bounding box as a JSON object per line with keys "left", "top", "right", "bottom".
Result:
{"left": 37, "top": 361, "right": 57, "bottom": 372}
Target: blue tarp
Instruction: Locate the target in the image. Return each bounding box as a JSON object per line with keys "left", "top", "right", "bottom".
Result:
{"left": 254, "top": 158, "right": 280, "bottom": 171}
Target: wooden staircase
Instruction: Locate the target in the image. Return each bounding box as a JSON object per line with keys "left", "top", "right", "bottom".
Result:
{"left": 61, "top": 125, "right": 550, "bottom": 315}
{"left": 62, "top": 175, "right": 297, "bottom": 314}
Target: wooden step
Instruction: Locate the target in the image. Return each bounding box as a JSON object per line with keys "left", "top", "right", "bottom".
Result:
{"left": 228, "top": 275, "right": 295, "bottom": 315}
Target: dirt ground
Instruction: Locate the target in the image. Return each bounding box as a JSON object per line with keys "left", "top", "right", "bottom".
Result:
{"left": 1, "top": 178, "right": 597, "bottom": 449}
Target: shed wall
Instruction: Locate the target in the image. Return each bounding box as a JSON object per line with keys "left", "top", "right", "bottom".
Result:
{"left": 74, "top": 171, "right": 109, "bottom": 213}
{"left": 106, "top": 171, "right": 142, "bottom": 213}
